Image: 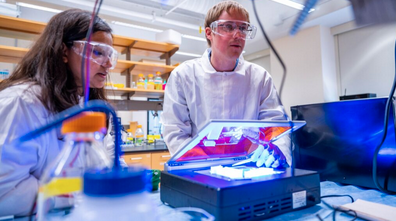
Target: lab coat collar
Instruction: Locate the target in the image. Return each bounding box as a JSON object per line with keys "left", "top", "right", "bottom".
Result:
{"left": 201, "top": 48, "right": 246, "bottom": 75}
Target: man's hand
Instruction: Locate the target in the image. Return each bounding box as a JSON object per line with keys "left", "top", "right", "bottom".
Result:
{"left": 251, "top": 143, "right": 288, "bottom": 168}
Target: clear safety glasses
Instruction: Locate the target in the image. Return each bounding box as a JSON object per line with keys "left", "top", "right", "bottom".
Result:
{"left": 210, "top": 20, "right": 257, "bottom": 40}
{"left": 72, "top": 40, "right": 118, "bottom": 70}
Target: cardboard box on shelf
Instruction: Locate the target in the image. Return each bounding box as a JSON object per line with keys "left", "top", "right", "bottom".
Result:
{"left": 129, "top": 121, "right": 138, "bottom": 136}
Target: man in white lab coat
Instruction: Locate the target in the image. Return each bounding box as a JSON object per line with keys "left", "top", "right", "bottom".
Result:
{"left": 162, "top": 0, "right": 291, "bottom": 168}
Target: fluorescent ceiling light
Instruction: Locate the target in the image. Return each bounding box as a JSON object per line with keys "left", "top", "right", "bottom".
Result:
{"left": 112, "top": 21, "right": 162, "bottom": 33}
{"left": 175, "top": 51, "right": 201, "bottom": 57}
{"left": 182, "top": 34, "right": 206, "bottom": 42}
{"left": 16, "top": 2, "right": 62, "bottom": 13}
{"left": 270, "top": 0, "right": 315, "bottom": 12}
{"left": 62, "top": 0, "right": 199, "bottom": 30}
{"left": 112, "top": 21, "right": 206, "bottom": 42}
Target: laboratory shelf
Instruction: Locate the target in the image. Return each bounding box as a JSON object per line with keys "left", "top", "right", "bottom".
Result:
{"left": 0, "top": 14, "right": 174, "bottom": 108}
{"left": 0, "top": 45, "right": 176, "bottom": 74}
{"left": 0, "top": 45, "right": 28, "bottom": 63}
{"left": 105, "top": 88, "right": 165, "bottom": 98}
{"left": 115, "top": 60, "right": 176, "bottom": 75}
{"left": 113, "top": 35, "right": 179, "bottom": 58}
{"left": 0, "top": 15, "right": 179, "bottom": 58}
{"left": 0, "top": 14, "right": 45, "bottom": 35}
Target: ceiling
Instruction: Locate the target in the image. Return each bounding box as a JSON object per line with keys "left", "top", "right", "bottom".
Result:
{"left": 2, "top": 0, "right": 355, "bottom": 62}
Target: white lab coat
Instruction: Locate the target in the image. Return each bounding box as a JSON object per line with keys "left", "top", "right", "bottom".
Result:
{"left": 0, "top": 83, "right": 62, "bottom": 216}
{"left": 162, "top": 48, "right": 291, "bottom": 164}
{"left": 0, "top": 83, "right": 115, "bottom": 216}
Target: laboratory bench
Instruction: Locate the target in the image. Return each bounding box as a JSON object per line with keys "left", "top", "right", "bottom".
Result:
{"left": 6, "top": 181, "right": 394, "bottom": 221}
{"left": 151, "top": 181, "right": 396, "bottom": 221}
{"left": 122, "top": 142, "right": 168, "bottom": 153}
{"left": 121, "top": 142, "right": 170, "bottom": 170}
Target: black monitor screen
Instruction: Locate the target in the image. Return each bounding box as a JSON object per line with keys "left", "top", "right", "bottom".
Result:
{"left": 291, "top": 98, "right": 396, "bottom": 191}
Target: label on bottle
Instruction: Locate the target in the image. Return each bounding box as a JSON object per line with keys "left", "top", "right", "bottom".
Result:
{"left": 135, "top": 138, "right": 143, "bottom": 146}
{"left": 41, "top": 177, "right": 82, "bottom": 199}
{"left": 137, "top": 82, "right": 145, "bottom": 89}
{"left": 155, "top": 84, "right": 162, "bottom": 90}
{"left": 37, "top": 177, "right": 82, "bottom": 219}
{"left": 147, "top": 82, "right": 154, "bottom": 90}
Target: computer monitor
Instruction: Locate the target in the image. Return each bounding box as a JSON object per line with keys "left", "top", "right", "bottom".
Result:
{"left": 291, "top": 97, "right": 396, "bottom": 191}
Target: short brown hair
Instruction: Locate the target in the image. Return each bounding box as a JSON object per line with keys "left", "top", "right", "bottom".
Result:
{"left": 204, "top": 1, "right": 250, "bottom": 46}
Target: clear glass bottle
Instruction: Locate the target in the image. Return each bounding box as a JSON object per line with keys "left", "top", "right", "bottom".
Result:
{"left": 135, "top": 125, "right": 144, "bottom": 146}
{"left": 37, "top": 112, "right": 112, "bottom": 220}
{"left": 137, "top": 74, "right": 145, "bottom": 89}
{"left": 64, "top": 167, "right": 156, "bottom": 221}
{"left": 147, "top": 74, "right": 155, "bottom": 90}
{"left": 154, "top": 71, "right": 162, "bottom": 90}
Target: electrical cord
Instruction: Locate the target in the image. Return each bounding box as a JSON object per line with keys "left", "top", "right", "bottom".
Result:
{"left": 82, "top": 0, "right": 104, "bottom": 106}
{"left": 372, "top": 39, "right": 396, "bottom": 195}
{"left": 318, "top": 195, "right": 357, "bottom": 221}
{"left": 251, "top": 0, "right": 294, "bottom": 173}
{"left": 251, "top": 0, "right": 287, "bottom": 99}
{"left": 80, "top": 0, "right": 98, "bottom": 105}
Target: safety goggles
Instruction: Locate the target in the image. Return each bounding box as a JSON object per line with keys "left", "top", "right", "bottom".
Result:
{"left": 72, "top": 40, "right": 118, "bottom": 70}
{"left": 210, "top": 20, "right": 257, "bottom": 40}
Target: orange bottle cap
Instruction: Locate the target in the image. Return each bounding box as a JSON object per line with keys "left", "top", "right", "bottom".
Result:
{"left": 137, "top": 125, "right": 142, "bottom": 128}
{"left": 61, "top": 112, "right": 106, "bottom": 134}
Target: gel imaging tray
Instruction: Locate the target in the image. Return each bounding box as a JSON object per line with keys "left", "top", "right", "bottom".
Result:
{"left": 160, "top": 120, "right": 320, "bottom": 221}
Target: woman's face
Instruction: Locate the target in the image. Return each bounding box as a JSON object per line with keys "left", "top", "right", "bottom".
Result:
{"left": 66, "top": 31, "right": 114, "bottom": 89}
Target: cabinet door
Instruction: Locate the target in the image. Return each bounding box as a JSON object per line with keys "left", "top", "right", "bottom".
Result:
{"left": 122, "top": 153, "right": 151, "bottom": 169}
{"left": 151, "top": 151, "right": 171, "bottom": 171}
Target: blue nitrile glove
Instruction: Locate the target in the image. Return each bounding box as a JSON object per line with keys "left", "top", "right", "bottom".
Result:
{"left": 250, "top": 143, "right": 288, "bottom": 168}
{"left": 242, "top": 127, "right": 288, "bottom": 168}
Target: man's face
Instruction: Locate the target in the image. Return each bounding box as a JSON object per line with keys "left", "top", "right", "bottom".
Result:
{"left": 206, "top": 10, "right": 248, "bottom": 63}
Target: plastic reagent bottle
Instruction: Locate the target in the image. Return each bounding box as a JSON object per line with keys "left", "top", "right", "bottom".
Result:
{"left": 154, "top": 71, "right": 163, "bottom": 90}
{"left": 147, "top": 74, "right": 155, "bottom": 90}
{"left": 152, "top": 114, "right": 161, "bottom": 140}
{"left": 126, "top": 131, "right": 134, "bottom": 145}
{"left": 135, "top": 125, "right": 144, "bottom": 146}
{"left": 37, "top": 112, "right": 112, "bottom": 220}
{"left": 64, "top": 167, "right": 156, "bottom": 221}
{"left": 137, "top": 73, "right": 145, "bottom": 89}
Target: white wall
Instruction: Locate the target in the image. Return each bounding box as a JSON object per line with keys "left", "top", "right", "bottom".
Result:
{"left": 249, "top": 55, "right": 271, "bottom": 73}
{"left": 320, "top": 26, "right": 339, "bottom": 102}
{"left": 336, "top": 22, "right": 396, "bottom": 97}
{"left": 270, "top": 25, "right": 338, "bottom": 115}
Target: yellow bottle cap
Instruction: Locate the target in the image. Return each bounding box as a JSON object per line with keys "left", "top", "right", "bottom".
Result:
{"left": 61, "top": 112, "right": 106, "bottom": 134}
{"left": 137, "top": 125, "right": 142, "bottom": 128}
{"left": 138, "top": 73, "right": 144, "bottom": 77}
{"left": 148, "top": 74, "right": 153, "bottom": 77}
{"left": 156, "top": 71, "right": 161, "bottom": 75}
